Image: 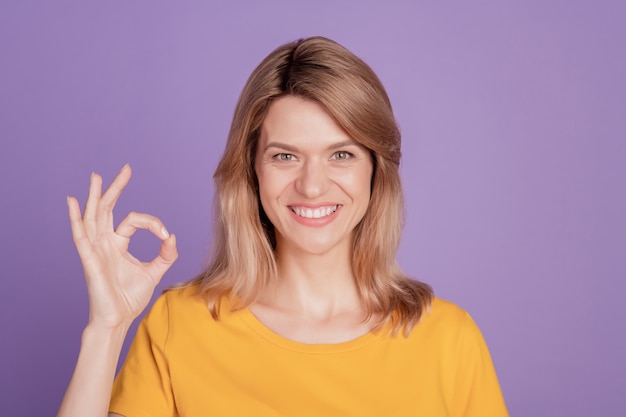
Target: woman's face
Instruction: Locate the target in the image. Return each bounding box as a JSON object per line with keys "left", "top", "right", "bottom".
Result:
{"left": 254, "top": 96, "right": 374, "bottom": 257}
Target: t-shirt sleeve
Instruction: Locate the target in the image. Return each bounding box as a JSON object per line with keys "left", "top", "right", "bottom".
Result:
{"left": 450, "top": 312, "right": 509, "bottom": 417}
{"left": 109, "top": 293, "right": 175, "bottom": 417}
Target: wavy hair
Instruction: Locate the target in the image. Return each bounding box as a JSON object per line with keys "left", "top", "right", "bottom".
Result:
{"left": 189, "top": 36, "right": 432, "bottom": 335}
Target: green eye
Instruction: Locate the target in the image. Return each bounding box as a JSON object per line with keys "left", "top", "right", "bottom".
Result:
{"left": 333, "top": 151, "right": 352, "bottom": 160}
{"left": 276, "top": 153, "right": 295, "bottom": 161}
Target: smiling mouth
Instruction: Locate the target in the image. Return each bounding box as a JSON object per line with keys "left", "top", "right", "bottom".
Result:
{"left": 289, "top": 205, "right": 339, "bottom": 219}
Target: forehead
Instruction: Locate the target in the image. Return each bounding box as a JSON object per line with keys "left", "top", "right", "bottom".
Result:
{"left": 258, "top": 96, "right": 355, "bottom": 148}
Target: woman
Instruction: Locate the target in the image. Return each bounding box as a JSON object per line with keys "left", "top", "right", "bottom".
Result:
{"left": 58, "top": 36, "right": 508, "bottom": 416}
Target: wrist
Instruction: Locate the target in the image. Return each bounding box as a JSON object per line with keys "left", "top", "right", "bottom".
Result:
{"left": 86, "top": 312, "right": 135, "bottom": 332}
{"left": 82, "top": 321, "right": 132, "bottom": 346}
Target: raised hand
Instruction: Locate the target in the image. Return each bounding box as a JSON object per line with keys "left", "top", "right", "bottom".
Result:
{"left": 67, "top": 164, "right": 178, "bottom": 328}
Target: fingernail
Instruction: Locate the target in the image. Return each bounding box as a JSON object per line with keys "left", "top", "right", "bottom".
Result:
{"left": 161, "top": 227, "right": 170, "bottom": 238}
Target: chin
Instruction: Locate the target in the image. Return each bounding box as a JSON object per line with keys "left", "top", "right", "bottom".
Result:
{"left": 280, "top": 236, "right": 350, "bottom": 257}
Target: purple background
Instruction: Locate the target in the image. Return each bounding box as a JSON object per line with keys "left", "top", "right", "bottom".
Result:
{"left": 1, "top": 1, "right": 625, "bottom": 416}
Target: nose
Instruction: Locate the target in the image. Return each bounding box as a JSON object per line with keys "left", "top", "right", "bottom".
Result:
{"left": 295, "top": 158, "right": 330, "bottom": 198}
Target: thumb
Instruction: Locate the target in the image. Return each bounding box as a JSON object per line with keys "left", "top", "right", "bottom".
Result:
{"left": 146, "top": 233, "right": 179, "bottom": 279}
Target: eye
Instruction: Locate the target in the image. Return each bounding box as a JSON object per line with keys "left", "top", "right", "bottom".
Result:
{"left": 332, "top": 151, "right": 354, "bottom": 160}
{"left": 274, "top": 153, "right": 296, "bottom": 161}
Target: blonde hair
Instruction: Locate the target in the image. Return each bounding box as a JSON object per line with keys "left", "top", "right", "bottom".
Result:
{"left": 190, "top": 36, "right": 432, "bottom": 335}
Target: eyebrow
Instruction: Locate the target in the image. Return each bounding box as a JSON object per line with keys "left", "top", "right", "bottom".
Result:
{"left": 263, "top": 140, "right": 363, "bottom": 153}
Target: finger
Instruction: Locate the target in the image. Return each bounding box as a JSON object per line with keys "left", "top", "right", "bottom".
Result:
{"left": 97, "top": 164, "right": 132, "bottom": 233}
{"left": 115, "top": 211, "right": 170, "bottom": 240}
{"left": 83, "top": 172, "right": 102, "bottom": 239}
{"left": 146, "top": 233, "right": 179, "bottom": 280}
{"left": 67, "top": 196, "right": 92, "bottom": 258}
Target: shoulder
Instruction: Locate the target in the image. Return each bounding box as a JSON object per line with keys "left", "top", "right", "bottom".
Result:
{"left": 422, "top": 299, "right": 508, "bottom": 415}
{"left": 425, "top": 297, "right": 472, "bottom": 326}
{"left": 162, "top": 283, "right": 203, "bottom": 303}
{"left": 156, "top": 282, "right": 232, "bottom": 314}
{"left": 431, "top": 297, "right": 465, "bottom": 313}
{"left": 140, "top": 284, "right": 210, "bottom": 332}
{"left": 142, "top": 284, "right": 243, "bottom": 339}
{"left": 407, "top": 297, "right": 485, "bottom": 344}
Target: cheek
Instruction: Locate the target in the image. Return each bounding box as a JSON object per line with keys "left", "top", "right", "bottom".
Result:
{"left": 351, "top": 165, "right": 374, "bottom": 199}
{"left": 256, "top": 182, "right": 273, "bottom": 215}
{"left": 256, "top": 169, "right": 289, "bottom": 211}
{"left": 256, "top": 181, "right": 278, "bottom": 230}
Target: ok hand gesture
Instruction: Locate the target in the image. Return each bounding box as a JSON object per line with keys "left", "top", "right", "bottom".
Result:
{"left": 67, "top": 165, "right": 178, "bottom": 328}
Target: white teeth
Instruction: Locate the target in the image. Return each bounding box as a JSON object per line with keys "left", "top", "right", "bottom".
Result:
{"left": 291, "top": 205, "right": 338, "bottom": 219}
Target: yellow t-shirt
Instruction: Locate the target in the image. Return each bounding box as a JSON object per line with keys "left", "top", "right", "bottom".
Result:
{"left": 110, "top": 285, "right": 508, "bottom": 416}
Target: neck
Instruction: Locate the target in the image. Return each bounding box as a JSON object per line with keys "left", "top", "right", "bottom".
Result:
{"left": 262, "top": 242, "right": 363, "bottom": 320}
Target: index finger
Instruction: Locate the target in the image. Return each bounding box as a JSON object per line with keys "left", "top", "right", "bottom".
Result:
{"left": 67, "top": 195, "right": 92, "bottom": 258}
{"left": 99, "top": 164, "right": 132, "bottom": 212}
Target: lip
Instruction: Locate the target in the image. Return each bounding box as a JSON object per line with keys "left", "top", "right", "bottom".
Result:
{"left": 288, "top": 203, "right": 342, "bottom": 226}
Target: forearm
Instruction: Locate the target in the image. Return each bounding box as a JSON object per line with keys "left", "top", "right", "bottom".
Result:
{"left": 57, "top": 322, "right": 131, "bottom": 417}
